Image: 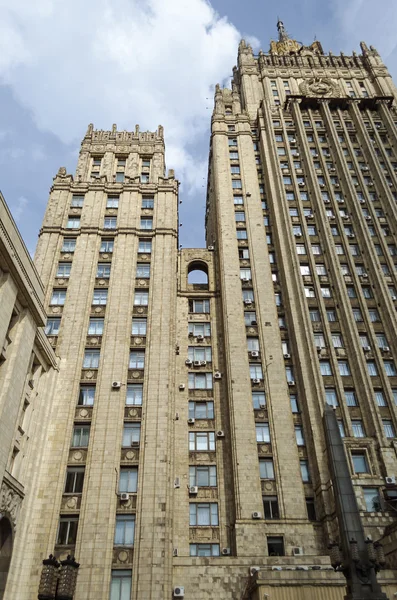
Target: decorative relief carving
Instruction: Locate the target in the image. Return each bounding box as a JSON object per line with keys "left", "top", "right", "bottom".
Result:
{"left": 117, "top": 494, "right": 137, "bottom": 510}
{"left": 93, "top": 306, "right": 105, "bottom": 314}
{"left": 0, "top": 477, "right": 23, "bottom": 528}
{"left": 81, "top": 370, "right": 96, "bottom": 380}
{"left": 299, "top": 77, "right": 340, "bottom": 98}
{"left": 189, "top": 452, "right": 216, "bottom": 463}
{"left": 138, "top": 279, "right": 148, "bottom": 287}
{"left": 121, "top": 449, "right": 139, "bottom": 463}
{"left": 50, "top": 306, "right": 61, "bottom": 314}
{"left": 76, "top": 407, "right": 91, "bottom": 419}
{"left": 98, "top": 279, "right": 106, "bottom": 286}
{"left": 261, "top": 480, "right": 276, "bottom": 493}
{"left": 190, "top": 527, "right": 219, "bottom": 541}
{"left": 113, "top": 547, "right": 133, "bottom": 565}
{"left": 60, "top": 495, "right": 82, "bottom": 511}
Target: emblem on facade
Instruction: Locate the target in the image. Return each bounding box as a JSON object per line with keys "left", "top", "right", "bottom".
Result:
{"left": 299, "top": 78, "right": 340, "bottom": 98}
{"left": 0, "top": 481, "right": 23, "bottom": 528}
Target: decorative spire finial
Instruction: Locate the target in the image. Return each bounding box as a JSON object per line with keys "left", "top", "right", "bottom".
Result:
{"left": 277, "top": 18, "right": 289, "bottom": 42}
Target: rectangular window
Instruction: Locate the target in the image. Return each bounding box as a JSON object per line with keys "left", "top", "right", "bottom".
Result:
{"left": 236, "top": 229, "right": 247, "bottom": 240}
{"left": 187, "top": 347, "right": 212, "bottom": 362}
{"left": 126, "top": 384, "right": 143, "bottom": 406}
{"left": 267, "top": 536, "right": 285, "bottom": 557}
{"left": 134, "top": 290, "right": 149, "bottom": 306}
{"left": 64, "top": 467, "right": 85, "bottom": 494}
{"left": 78, "top": 386, "right": 95, "bottom": 406}
{"left": 129, "top": 351, "right": 145, "bottom": 369}
{"left": 352, "top": 453, "right": 369, "bottom": 474}
{"left": 327, "top": 310, "right": 337, "bottom": 322}
{"left": 45, "top": 318, "right": 61, "bottom": 335}
{"left": 367, "top": 361, "right": 378, "bottom": 376}
{"left": 309, "top": 309, "right": 320, "bottom": 322}
{"left": 106, "top": 195, "right": 119, "bottom": 208}
{"left": 119, "top": 468, "right": 138, "bottom": 493}
{"left": 325, "top": 388, "right": 338, "bottom": 407}
{"left": 71, "top": 195, "right": 84, "bottom": 207}
{"left": 88, "top": 318, "right": 104, "bottom": 335}
{"left": 56, "top": 517, "right": 78, "bottom": 545}
{"left": 383, "top": 420, "right": 395, "bottom": 438}
{"left": 104, "top": 217, "right": 117, "bottom": 229}
{"left": 71, "top": 426, "right": 90, "bottom": 448}
{"left": 345, "top": 390, "right": 358, "bottom": 407}
{"left": 83, "top": 349, "right": 100, "bottom": 369}
{"left": 132, "top": 318, "right": 147, "bottom": 336}
{"left": 62, "top": 238, "right": 76, "bottom": 252}
{"left": 97, "top": 263, "right": 111, "bottom": 278}
{"left": 189, "top": 466, "right": 217, "bottom": 487}
{"left": 114, "top": 515, "right": 135, "bottom": 546}
{"left": 142, "top": 196, "right": 154, "bottom": 209}
{"left": 363, "top": 488, "right": 381, "bottom": 512}
{"left": 300, "top": 460, "right": 310, "bottom": 482}
{"left": 233, "top": 195, "right": 243, "bottom": 205}
{"left": 263, "top": 496, "right": 280, "bottom": 519}
{"left": 122, "top": 423, "right": 141, "bottom": 446}
{"left": 92, "top": 289, "right": 108, "bottom": 305}
{"left": 290, "top": 394, "right": 299, "bottom": 413}
{"left": 56, "top": 263, "right": 71, "bottom": 278}
{"left": 256, "top": 424, "right": 270, "bottom": 443}
{"left": 352, "top": 420, "right": 365, "bottom": 438}
{"left": 250, "top": 364, "right": 263, "bottom": 380}
{"left": 306, "top": 498, "right": 316, "bottom": 521}
{"left": 231, "top": 165, "right": 240, "bottom": 175}
{"left": 375, "top": 390, "right": 386, "bottom": 407}
{"left": 188, "top": 373, "right": 213, "bottom": 389}
{"left": 189, "top": 431, "right": 215, "bottom": 451}
{"left": 100, "top": 238, "right": 114, "bottom": 253}
{"left": 110, "top": 570, "right": 132, "bottom": 600}
{"left": 189, "top": 299, "right": 210, "bottom": 314}
{"left": 67, "top": 217, "right": 80, "bottom": 229}
{"left": 51, "top": 290, "right": 66, "bottom": 306}
{"left": 189, "top": 503, "right": 218, "bottom": 526}
{"left": 369, "top": 309, "right": 380, "bottom": 323}
{"left": 190, "top": 544, "right": 220, "bottom": 557}
{"left": 252, "top": 391, "right": 266, "bottom": 409}
{"left": 138, "top": 239, "right": 152, "bottom": 253}
{"left": 232, "top": 180, "right": 242, "bottom": 189}
{"left": 320, "top": 362, "right": 332, "bottom": 376}
{"left": 116, "top": 172, "right": 125, "bottom": 182}
{"left": 188, "top": 401, "right": 214, "bottom": 420}
{"left": 259, "top": 458, "right": 274, "bottom": 479}
{"left": 385, "top": 361, "right": 397, "bottom": 376}
{"left": 136, "top": 263, "right": 150, "bottom": 279}
{"left": 338, "top": 361, "right": 351, "bottom": 376}
{"left": 140, "top": 218, "right": 153, "bottom": 230}
{"left": 188, "top": 322, "right": 211, "bottom": 336}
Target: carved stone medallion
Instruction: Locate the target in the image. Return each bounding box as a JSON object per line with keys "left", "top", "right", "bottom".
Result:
{"left": 299, "top": 77, "right": 340, "bottom": 98}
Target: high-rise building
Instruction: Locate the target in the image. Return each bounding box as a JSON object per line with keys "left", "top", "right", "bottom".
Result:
{"left": 4, "top": 20, "right": 397, "bottom": 600}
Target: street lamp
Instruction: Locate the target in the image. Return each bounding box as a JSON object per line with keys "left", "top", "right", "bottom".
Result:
{"left": 38, "top": 554, "right": 80, "bottom": 600}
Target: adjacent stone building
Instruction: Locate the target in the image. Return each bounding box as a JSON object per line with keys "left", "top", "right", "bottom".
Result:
{"left": 4, "top": 21, "right": 397, "bottom": 600}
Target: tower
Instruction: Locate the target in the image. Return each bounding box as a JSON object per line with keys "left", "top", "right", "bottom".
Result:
{"left": 4, "top": 22, "right": 397, "bottom": 600}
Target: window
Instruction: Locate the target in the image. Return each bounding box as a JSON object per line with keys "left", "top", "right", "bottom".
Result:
{"left": 300, "top": 191, "right": 308, "bottom": 201}
{"left": 104, "top": 217, "right": 117, "bottom": 229}
{"left": 110, "top": 570, "right": 132, "bottom": 600}
{"left": 114, "top": 515, "right": 135, "bottom": 546}
{"left": 330, "top": 226, "right": 339, "bottom": 236}
{"left": 312, "top": 244, "right": 322, "bottom": 255}
{"left": 263, "top": 496, "right": 279, "bottom": 519}
{"left": 92, "top": 289, "right": 108, "bottom": 305}
{"left": 189, "top": 503, "right": 218, "bottom": 526}
{"left": 367, "top": 361, "right": 378, "bottom": 376}
{"left": 136, "top": 263, "right": 150, "bottom": 279}
{"left": 78, "top": 386, "right": 95, "bottom": 406}
{"left": 332, "top": 334, "right": 343, "bottom": 348}
{"left": 138, "top": 239, "right": 152, "bottom": 254}
{"left": 296, "top": 244, "right": 306, "bottom": 255}
{"left": 339, "top": 421, "right": 346, "bottom": 437}
{"left": 235, "top": 212, "right": 245, "bottom": 223}
{"left": 67, "top": 217, "right": 80, "bottom": 229}
{"left": 309, "top": 309, "right": 320, "bottom": 322}
{"left": 189, "top": 322, "right": 211, "bottom": 337}
{"left": 129, "top": 350, "right": 145, "bottom": 369}
{"left": 100, "top": 238, "right": 114, "bottom": 253}
{"left": 345, "top": 390, "right": 358, "bottom": 407}
{"left": 308, "top": 225, "right": 317, "bottom": 236}
{"left": 97, "top": 263, "right": 111, "bottom": 279}
{"left": 234, "top": 195, "right": 243, "bottom": 205}
{"left": 250, "top": 364, "right": 263, "bottom": 380}
{"left": 188, "top": 346, "right": 212, "bottom": 362}
{"left": 134, "top": 290, "right": 149, "bottom": 306}
{"left": 51, "top": 290, "right": 66, "bottom": 305}
{"left": 363, "top": 488, "right": 381, "bottom": 512}
{"left": 240, "top": 248, "right": 250, "bottom": 259}
{"left": 228, "top": 138, "right": 237, "bottom": 146}
{"left": 325, "top": 388, "right": 338, "bottom": 407}
{"left": 352, "top": 420, "right": 365, "bottom": 438}
{"left": 71, "top": 426, "right": 90, "bottom": 448}
{"left": 385, "top": 361, "right": 397, "bottom": 376}
{"left": 71, "top": 194, "right": 84, "bottom": 207}
{"left": 335, "top": 244, "right": 344, "bottom": 255}
{"left": 189, "top": 432, "right": 215, "bottom": 451}
{"left": 290, "top": 394, "right": 299, "bottom": 413}
{"left": 369, "top": 309, "right": 380, "bottom": 323}
{"left": 88, "top": 318, "right": 104, "bottom": 335}
{"left": 259, "top": 458, "right": 274, "bottom": 479}
{"left": 320, "top": 360, "right": 332, "bottom": 376}
{"left": 142, "top": 196, "right": 154, "bottom": 209}
{"left": 62, "top": 238, "right": 76, "bottom": 252}
{"left": 353, "top": 308, "right": 363, "bottom": 322}
{"left": 229, "top": 151, "right": 239, "bottom": 160}
{"left": 107, "top": 196, "right": 119, "bottom": 208}
{"left": 122, "top": 423, "right": 141, "bottom": 446}
{"left": 189, "top": 466, "right": 217, "bottom": 487}
{"left": 374, "top": 390, "right": 386, "bottom": 407}
{"left": 116, "top": 172, "right": 125, "bottom": 182}
{"left": 64, "top": 467, "right": 85, "bottom": 494}
{"left": 350, "top": 244, "right": 360, "bottom": 257}
{"left": 190, "top": 544, "right": 220, "bottom": 557}
{"left": 140, "top": 218, "right": 153, "bottom": 230}
{"left": 300, "top": 460, "right": 310, "bottom": 482}
{"left": 83, "top": 349, "right": 100, "bottom": 369}
{"left": 231, "top": 165, "right": 240, "bottom": 175}
{"left": 252, "top": 391, "right": 266, "bottom": 409}
{"left": 338, "top": 361, "right": 351, "bottom": 376}
{"left": 300, "top": 265, "right": 310, "bottom": 276}
{"left": 132, "top": 318, "right": 147, "bottom": 335}
{"left": 286, "top": 192, "right": 295, "bottom": 201}
{"left": 362, "top": 287, "right": 373, "bottom": 299}
{"left": 119, "top": 468, "right": 138, "bottom": 493}
{"left": 321, "top": 287, "right": 332, "bottom": 298}
{"left": 383, "top": 420, "right": 396, "bottom": 438}
{"left": 315, "top": 334, "right": 326, "bottom": 349}
{"left": 306, "top": 498, "right": 316, "bottom": 521}
{"left": 236, "top": 229, "right": 247, "bottom": 240}
{"left": 188, "top": 373, "right": 213, "bottom": 389}
{"left": 126, "top": 384, "right": 143, "bottom": 406}
{"left": 352, "top": 453, "right": 369, "bottom": 474}
{"left": 188, "top": 401, "right": 214, "bottom": 420}
{"left": 267, "top": 536, "right": 284, "bottom": 557}
{"left": 285, "top": 366, "right": 294, "bottom": 384}
{"left": 45, "top": 318, "right": 61, "bottom": 335}
{"left": 295, "top": 426, "right": 305, "bottom": 446}
{"left": 347, "top": 287, "right": 356, "bottom": 299}
{"left": 232, "top": 180, "right": 242, "bottom": 189}
{"left": 256, "top": 424, "right": 270, "bottom": 443}
{"left": 293, "top": 225, "right": 302, "bottom": 236}
{"left": 56, "top": 517, "right": 78, "bottom": 545}
{"left": 327, "top": 309, "right": 337, "bottom": 322}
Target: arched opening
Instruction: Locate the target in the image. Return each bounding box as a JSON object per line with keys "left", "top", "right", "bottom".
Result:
{"left": 187, "top": 262, "right": 209, "bottom": 288}
{"left": 0, "top": 516, "right": 13, "bottom": 599}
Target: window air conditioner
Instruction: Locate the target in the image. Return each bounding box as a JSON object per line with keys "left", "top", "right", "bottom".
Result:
{"left": 283, "top": 353, "right": 291, "bottom": 359}
{"left": 197, "top": 335, "right": 204, "bottom": 341}
{"left": 381, "top": 346, "right": 390, "bottom": 353}
{"left": 120, "top": 493, "right": 129, "bottom": 502}
{"left": 193, "top": 361, "right": 201, "bottom": 367}
{"left": 363, "top": 346, "right": 371, "bottom": 352}
{"left": 222, "top": 548, "right": 231, "bottom": 555}
{"left": 298, "top": 182, "right": 305, "bottom": 187}
{"left": 242, "top": 277, "right": 250, "bottom": 282}
{"left": 252, "top": 511, "right": 262, "bottom": 519}
{"left": 214, "top": 372, "right": 222, "bottom": 379}
{"left": 216, "top": 430, "right": 225, "bottom": 438}
{"left": 131, "top": 441, "right": 139, "bottom": 447}
{"left": 294, "top": 233, "right": 302, "bottom": 237}
{"left": 385, "top": 476, "right": 396, "bottom": 485}
{"left": 288, "top": 381, "right": 295, "bottom": 386}
{"left": 244, "top": 299, "right": 253, "bottom": 305}
{"left": 200, "top": 361, "right": 207, "bottom": 366}
{"left": 187, "top": 418, "right": 195, "bottom": 424}
{"left": 189, "top": 486, "right": 198, "bottom": 495}
{"left": 292, "top": 547, "right": 304, "bottom": 556}
{"left": 207, "top": 246, "right": 215, "bottom": 251}
{"left": 251, "top": 320, "right": 257, "bottom": 326}
{"left": 179, "top": 384, "right": 185, "bottom": 390}
{"left": 185, "top": 359, "right": 192, "bottom": 366}
{"left": 112, "top": 381, "right": 121, "bottom": 389}
{"left": 173, "top": 587, "right": 185, "bottom": 598}
{"left": 252, "top": 378, "right": 260, "bottom": 384}
{"left": 250, "top": 351, "right": 259, "bottom": 358}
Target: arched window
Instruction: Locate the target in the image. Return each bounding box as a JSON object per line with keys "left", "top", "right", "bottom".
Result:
{"left": 187, "top": 262, "right": 209, "bottom": 287}
{"left": 0, "top": 516, "right": 13, "bottom": 598}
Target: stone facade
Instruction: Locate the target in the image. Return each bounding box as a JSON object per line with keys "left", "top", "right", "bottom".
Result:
{"left": 5, "top": 23, "right": 397, "bottom": 600}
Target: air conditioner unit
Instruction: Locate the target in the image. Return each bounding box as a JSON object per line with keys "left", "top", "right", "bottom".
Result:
{"left": 214, "top": 372, "right": 222, "bottom": 379}
{"left": 185, "top": 359, "right": 192, "bottom": 366}
{"left": 382, "top": 346, "right": 390, "bottom": 353}
{"left": 216, "top": 430, "right": 225, "bottom": 438}
{"left": 251, "top": 351, "right": 259, "bottom": 358}
{"left": 298, "top": 182, "right": 305, "bottom": 187}
{"left": 294, "top": 233, "right": 302, "bottom": 238}
{"left": 250, "top": 566, "right": 260, "bottom": 576}
{"left": 369, "top": 182, "right": 374, "bottom": 186}
{"left": 330, "top": 168, "right": 336, "bottom": 173}
{"left": 361, "top": 273, "right": 368, "bottom": 278}
{"left": 244, "top": 299, "right": 253, "bottom": 305}
{"left": 288, "top": 381, "right": 295, "bottom": 386}
{"left": 242, "top": 278, "right": 250, "bottom": 283}
{"left": 174, "top": 478, "right": 180, "bottom": 488}
{"left": 363, "top": 346, "right": 371, "bottom": 352}
{"left": 259, "top": 400, "right": 266, "bottom": 408}
{"left": 173, "top": 548, "right": 179, "bottom": 557}
{"left": 131, "top": 441, "right": 139, "bottom": 447}
{"left": 284, "top": 353, "right": 291, "bottom": 359}
{"left": 197, "top": 335, "right": 204, "bottom": 341}
{"left": 252, "top": 511, "right": 262, "bottom": 519}
{"left": 324, "top": 199, "right": 330, "bottom": 204}
{"left": 354, "top": 182, "right": 359, "bottom": 187}
{"left": 112, "top": 381, "right": 121, "bottom": 389}
{"left": 335, "top": 183, "right": 340, "bottom": 187}
{"left": 290, "top": 138, "right": 296, "bottom": 143}
{"left": 392, "top": 296, "right": 397, "bottom": 301}
{"left": 188, "top": 332, "right": 194, "bottom": 337}
{"left": 251, "top": 320, "right": 257, "bottom": 326}
{"left": 313, "top": 153, "right": 319, "bottom": 158}
{"left": 189, "top": 486, "right": 198, "bottom": 495}
{"left": 363, "top": 167, "right": 369, "bottom": 171}
{"left": 120, "top": 493, "right": 129, "bottom": 502}
{"left": 348, "top": 234, "right": 355, "bottom": 238}
{"left": 173, "top": 587, "right": 185, "bottom": 598}
{"left": 365, "top": 216, "right": 371, "bottom": 220}
{"left": 179, "top": 384, "right": 185, "bottom": 390}
{"left": 188, "top": 418, "right": 195, "bottom": 425}
{"left": 316, "top": 347, "right": 322, "bottom": 353}
{"left": 252, "top": 378, "right": 260, "bottom": 384}
{"left": 385, "top": 476, "right": 396, "bottom": 486}
{"left": 320, "top": 184, "right": 325, "bottom": 188}
{"left": 222, "top": 548, "right": 231, "bottom": 555}
{"left": 194, "top": 360, "right": 201, "bottom": 367}
{"left": 342, "top": 216, "right": 349, "bottom": 220}
{"left": 295, "top": 153, "right": 300, "bottom": 157}
{"left": 292, "top": 547, "right": 304, "bottom": 556}
{"left": 201, "top": 361, "right": 207, "bottom": 366}
{"left": 207, "top": 246, "right": 215, "bottom": 251}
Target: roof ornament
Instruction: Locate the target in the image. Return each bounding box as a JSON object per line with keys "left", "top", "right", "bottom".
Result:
{"left": 277, "top": 18, "right": 289, "bottom": 42}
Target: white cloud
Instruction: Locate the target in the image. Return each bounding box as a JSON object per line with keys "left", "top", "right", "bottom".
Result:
{"left": 0, "top": 0, "right": 247, "bottom": 197}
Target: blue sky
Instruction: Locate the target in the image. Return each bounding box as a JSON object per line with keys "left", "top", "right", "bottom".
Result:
{"left": 1, "top": 0, "right": 397, "bottom": 253}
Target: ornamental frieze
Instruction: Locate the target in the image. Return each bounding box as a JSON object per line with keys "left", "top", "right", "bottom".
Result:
{"left": 299, "top": 77, "right": 341, "bottom": 98}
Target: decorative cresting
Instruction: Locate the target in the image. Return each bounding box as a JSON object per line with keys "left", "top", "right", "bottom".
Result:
{"left": 38, "top": 554, "right": 80, "bottom": 600}
{"left": 299, "top": 77, "right": 341, "bottom": 98}
{"left": 0, "top": 476, "right": 24, "bottom": 529}
{"left": 269, "top": 19, "right": 323, "bottom": 56}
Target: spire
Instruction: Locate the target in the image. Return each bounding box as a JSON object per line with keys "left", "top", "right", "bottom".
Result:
{"left": 277, "top": 18, "right": 289, "bottom": 42}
